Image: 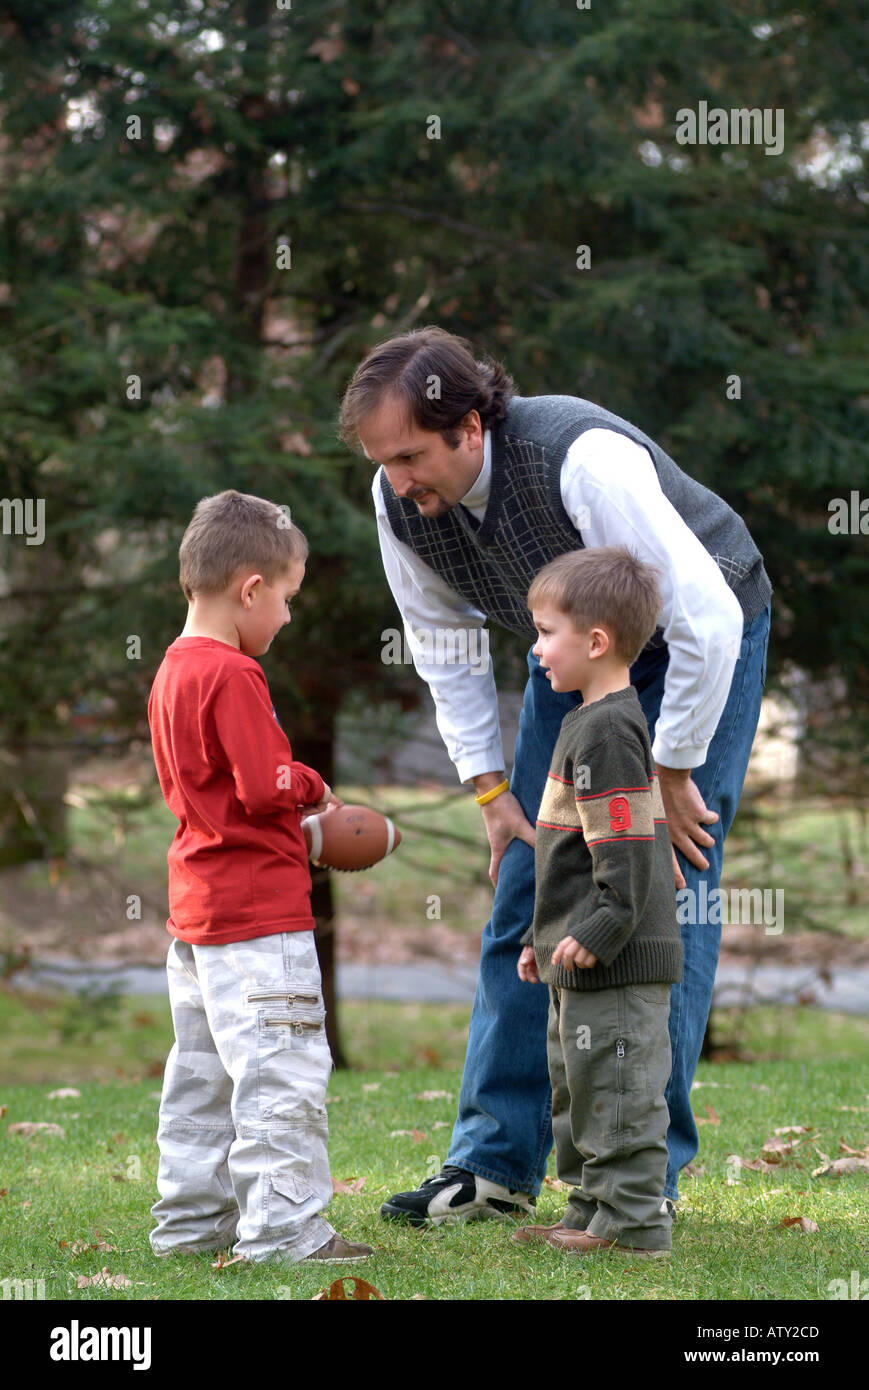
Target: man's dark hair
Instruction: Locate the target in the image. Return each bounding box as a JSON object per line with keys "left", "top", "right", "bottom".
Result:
{"left": 338, "top": 325, "right": 516, "bottom": 451}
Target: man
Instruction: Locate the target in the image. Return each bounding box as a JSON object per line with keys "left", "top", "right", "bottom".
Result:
{"left": 338, "top": 326, "right": 771, "bottom": 1225}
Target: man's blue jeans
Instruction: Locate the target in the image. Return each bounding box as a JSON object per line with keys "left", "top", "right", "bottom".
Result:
{"left": 446, "top": 604, "right": 770, "bottom": 1203}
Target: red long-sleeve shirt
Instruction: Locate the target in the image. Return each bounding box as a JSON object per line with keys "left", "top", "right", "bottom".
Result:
{"left": 147, "top": 637, "right": 325, "bottom": 944}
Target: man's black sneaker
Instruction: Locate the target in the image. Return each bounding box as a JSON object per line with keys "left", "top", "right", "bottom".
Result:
{"left": 380, "top": 1166, "right": 535, "bottom": 1228}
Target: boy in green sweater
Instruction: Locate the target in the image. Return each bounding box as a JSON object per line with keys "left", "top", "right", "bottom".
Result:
{"left": 515, "top": 546, "right": 682, "bottom": 1257}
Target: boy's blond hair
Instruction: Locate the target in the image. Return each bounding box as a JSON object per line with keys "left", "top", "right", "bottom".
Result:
{"left": 179, "top": 489, "right": 308, "bottom": 601}
{"left": 527, "top": 546, "right": 662, "bottom": 666}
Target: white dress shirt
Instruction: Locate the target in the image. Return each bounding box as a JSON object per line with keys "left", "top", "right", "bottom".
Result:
{"left": 372, "top": 426, "right": 744, "bottom": 782}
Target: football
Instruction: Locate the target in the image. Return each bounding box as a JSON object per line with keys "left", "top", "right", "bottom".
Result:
{"left": 300, "top": 803, "right": 401, "bottom": 872}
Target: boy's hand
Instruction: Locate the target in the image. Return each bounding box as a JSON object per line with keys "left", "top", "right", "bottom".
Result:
{"left": 552, "top": 936, "right": 598, "bottom": 971}
{"left": 299, "top": 784, "right": 343, "bottom": 816}
{"left": 517, "top": 945, "right": 539, "bottom": 983}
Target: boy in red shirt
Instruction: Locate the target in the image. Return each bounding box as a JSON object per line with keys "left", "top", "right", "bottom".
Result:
{"left": 147, "top": 488, "right": 371, "bottom": 1265}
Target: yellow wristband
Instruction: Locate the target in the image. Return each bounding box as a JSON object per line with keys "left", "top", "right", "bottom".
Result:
{"left": 475, "top": 778, "right": 510, "bottom": 806}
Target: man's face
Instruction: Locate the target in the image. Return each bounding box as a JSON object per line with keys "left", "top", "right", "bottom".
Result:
{"left": 357, "top": 394, "right": 484, "bottom": 517}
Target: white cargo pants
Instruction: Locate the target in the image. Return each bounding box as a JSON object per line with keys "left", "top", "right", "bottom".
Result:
{"left": 149, "top": 930, "right": 336, "bottom": 1263}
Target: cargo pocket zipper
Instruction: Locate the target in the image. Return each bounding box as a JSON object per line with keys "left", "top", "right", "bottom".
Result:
{"left": 247, "top": 991, "right": 320, "bottom": 1006}
{"left": 264, "top": 1017, "right": 322, "bottom": 1037}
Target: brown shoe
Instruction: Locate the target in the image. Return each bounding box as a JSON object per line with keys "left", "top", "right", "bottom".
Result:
{"left": 511, "top": 1222, "right": 577, "bottom": 1245}
{"left": 545, "top": 1229, "right": 670, "bottom": 1259}
{"left": 301, "top": 1235, "right": 374, "bottom": 1264}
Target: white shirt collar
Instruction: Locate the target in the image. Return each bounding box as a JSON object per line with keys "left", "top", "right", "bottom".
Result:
{"left": 458, "top": 430, "right": 491, "bottom": 518}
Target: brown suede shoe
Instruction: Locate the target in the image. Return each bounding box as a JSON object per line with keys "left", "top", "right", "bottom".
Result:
{"left": 545, "top": 1229, "right": 670, "bottom": 1259}
{"left": 301, "top": 1235, "right": 374, "bottom": 1264}
{"left": 511, "top": 1222, "right": 577, "bottom": 1245}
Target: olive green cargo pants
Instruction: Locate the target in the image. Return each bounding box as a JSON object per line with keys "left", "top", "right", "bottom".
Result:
{"left": 547, "top": 980, "right": 673, "bottom": 1251}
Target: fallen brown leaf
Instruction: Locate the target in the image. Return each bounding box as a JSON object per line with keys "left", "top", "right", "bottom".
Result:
{"left": 362, "top": 1084, "right": 380, "bottom": 1093}
{"left": 781, "top": 1216, "right": 819, "bottom": 1233}
{"left": 8, "top": 1122, "right": 66, "bottom": 1139}
{"left": 761, "top": 1128, "right": 812, "bottom": 1163}
{"left": 543, "top": 1176, "right": 570, "bottom": 1191}
{"left": 414, "top": 1091, "right": 454, "bottom": 1102}
{"left": 313, "top": 1277, "right": 384, "bottom": 1300}
{"left": 210, "top": 1252, "right": 247, "bottom": 1269}
{"left": 76, "top": 1268, "right": 131, "bottom": 1289}
{"left": 838, "top": 1139, "right": 869, "bottom": 1157}
{"left": 48, "top": 1088, "right": 81, "bottom": 1100}
{"left": 761, "top": 1139, "right": 792, "bottom": 1163}
{"left": 61, "top": 1239, "right": 91, "bottom": 1254}
{"left": 331, "top": 1176, "right": 366, "bottom": 1195}
{"left": 812, "top": 1156, "right": 869, "bottom": 1177}
{"left": 693, "top": 1106, "right": 721, "bottom": 1126}
{"left": 732, "top": 1156, "right": 782, "bottom": 1174}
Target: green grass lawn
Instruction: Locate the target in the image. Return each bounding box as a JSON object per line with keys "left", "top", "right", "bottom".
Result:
{"left": 1, "top": 998, "right": 867, "bottom": 1302}
{"left": 1, "top": 1059, "right": 866, "bottom": 1302}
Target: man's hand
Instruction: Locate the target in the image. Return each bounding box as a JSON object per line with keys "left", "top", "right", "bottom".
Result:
{"left": 517, "top": 945, "right": 539, "bottom": 983}
{"left": 552, "top": 936, "right": 598, "bottom": 971}
{"left": 479, "top": 789, "right": 536, "bottom": 888}
{"left": 656, "top": 765, "right": 717, "bottom": 885}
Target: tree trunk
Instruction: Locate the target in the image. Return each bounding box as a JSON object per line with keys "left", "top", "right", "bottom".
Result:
{"left": 310, "top": 867, "right": 346, "bottom": 1069}
{"left": 0, "top": 744, "right": 72, "bottom": 866}
{"left": 289, "top": 701, "right": 347, "bottom": 1068}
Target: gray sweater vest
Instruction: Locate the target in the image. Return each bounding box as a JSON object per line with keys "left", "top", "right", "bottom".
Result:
{"left": 380, "top": 394, "right": 772, "bottom": 643}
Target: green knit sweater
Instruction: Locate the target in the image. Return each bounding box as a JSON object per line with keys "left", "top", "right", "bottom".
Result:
{"left": 523, "top": 686, "right": 683, "bottom": 991}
